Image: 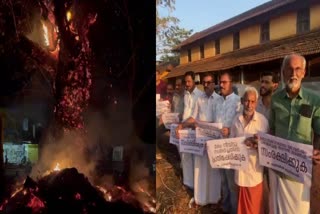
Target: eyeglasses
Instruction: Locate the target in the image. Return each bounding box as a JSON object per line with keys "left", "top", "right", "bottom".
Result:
{"left": 202, "top": 81, "right": 213, "bottom": 85}
{"left": 284, "top": 67, "right": 304, "bottom": 73}
{"left": 220, "top": 81, "right": 231, "bottom": 84}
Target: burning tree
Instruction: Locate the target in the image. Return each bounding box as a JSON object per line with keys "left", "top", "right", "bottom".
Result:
{"left": 50, "top": 0, "right": 96, "bottom": 133}
{"left": 0, "top": 0, "right": 156, "bottom": 212}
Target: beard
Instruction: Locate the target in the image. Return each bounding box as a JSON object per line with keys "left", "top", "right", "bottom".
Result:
{"left": 286, "top": 78, "right": 300, "bottom": 91}
{"left": 260, "top": 87, "right": 272, "bottom": 96}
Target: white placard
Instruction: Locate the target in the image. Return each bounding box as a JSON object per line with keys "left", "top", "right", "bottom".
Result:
{"left": 156, "top": 100, "right": 170, "bottom": 117}
{"left": 178, "top": 129, "right": 203, "bottom": 155}
{"left": 207, "top": 136, "right": 249, "bottom": 170}
{"left": 258, "top": 132, "right": 313, "bottom": 187}
{"left": 162, "top": 113, "right": 179, "bottom": 129}
{"left": 169, "top": 124, "right": 179, "bottom": 146}
{"left": 195, "top": 122, "right": 223, "bottom": 156}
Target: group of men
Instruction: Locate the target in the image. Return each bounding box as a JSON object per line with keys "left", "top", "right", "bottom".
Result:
{"left": 156, "top": 53, "right": 320, "bottom": 214}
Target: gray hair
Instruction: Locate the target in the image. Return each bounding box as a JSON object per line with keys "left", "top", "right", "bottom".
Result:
{"left": 243, "top": 86, "right": 259, "bottom": 100}
{"left": 281, "top": 53, "right": 306, "bottom": 74}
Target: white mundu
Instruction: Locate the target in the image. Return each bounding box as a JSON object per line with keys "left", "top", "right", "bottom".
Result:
{"left": 192, "top": 92, "right": 221, "bottom": 205}
{"left": 181, "top": 87, "right": 203, "bottom": 188}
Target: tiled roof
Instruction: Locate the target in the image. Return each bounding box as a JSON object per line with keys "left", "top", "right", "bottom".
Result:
{"left": 167, "top": 29, "right": 320, "bottom": 78}
{"left": 156, "top": 61, "right": 178, "bottom": 73}
{"left": 173, "top": 0, "right": 295, "bottom": 50}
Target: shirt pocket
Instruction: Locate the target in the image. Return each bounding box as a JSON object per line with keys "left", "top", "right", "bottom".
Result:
{"left": 295, "top": 115, "right": 312, "bottom": 139}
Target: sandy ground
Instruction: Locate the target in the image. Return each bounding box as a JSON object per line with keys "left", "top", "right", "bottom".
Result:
{"left": 156, "top": 132, "right": 223, "bottom": 214}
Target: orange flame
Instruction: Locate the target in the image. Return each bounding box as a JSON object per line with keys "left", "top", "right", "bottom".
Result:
{"left": 54, "top": 163, "right": 60, "bottom": 171}
{"left": 42, "top": 22, "right": 50, "bottom": 47}
{"left": 10, "top": 187, "right": 23, "bottom": 198}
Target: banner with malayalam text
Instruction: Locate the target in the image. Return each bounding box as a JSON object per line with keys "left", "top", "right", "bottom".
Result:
{"left": 162, "top": 113, "right": 179, "bottom": 129}
{"left": 169, "top": 124, "right": 179, "bottom": 146}
{"left": 207, "top": 137, "right": 249, "bottom": 170}
{"left": 258, "top": 132, "right": 313, "bottom": 186}
{"left": 178, "top": 129, "right": 203, "bottom": 155}
{"left": 156, "top": 100, "right": 170, "bottom": 117}
{"left": 195, "top": 122, "right": 222, "bottom": 156}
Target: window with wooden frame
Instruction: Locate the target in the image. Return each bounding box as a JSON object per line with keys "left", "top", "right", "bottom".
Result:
{"left": 187, "top": 49, "right": 191, "bottom": 62}
{"left": 297, "top": 8, "right": 310, "bottom": 34}
{"left": 233, "top": 32, "right": 239, "bottom": 50}
{"left": 215, "top": 40, "right": 220, "bottom": 55}
{"left": 200, "top": 44, "right": 204, "bottom": 59}
{"left": 260, "top": 22, "right": 270, "bottom": 43}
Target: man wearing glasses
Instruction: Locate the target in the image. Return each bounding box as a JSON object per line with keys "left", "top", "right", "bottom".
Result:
{"left": 176, "top": 73, "right": 221, "bottom": 206}
{"left": 214, "top": 71, "right": 241, "bottom": 214}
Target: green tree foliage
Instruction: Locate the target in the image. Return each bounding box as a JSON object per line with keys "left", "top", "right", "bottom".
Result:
{"left": 156, "top": 0, "right": 193, "bottom": 63}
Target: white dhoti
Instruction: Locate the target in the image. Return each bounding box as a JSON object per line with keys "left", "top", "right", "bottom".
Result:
{"left": 181, "top": 152, "right": 194, "bottom": 188}
{"left": 268, "top": 169, "right": 278, "bottom": 214}
{"left": 194, "top": 152, "right": 221, "bottom": 205}
{"left": 275, "top": 174, "right": 310, "bottom": 214}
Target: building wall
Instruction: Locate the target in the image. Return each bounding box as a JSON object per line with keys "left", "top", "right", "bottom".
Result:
{"left": 178, "top": 4, "right": 319, "bottom": 65}
{"left": 180, "top": 50, "right": 188, "bottom": 64}
{"left": 191, "top": 46, "right": 200, "bottom": 62}
{"left": 204, "top": 40, "right": 215, "bottom": 58}
{"left": 240, "top": 25, "right": 260, "bottom": 48}
{"left": 220, "top": 34, "right": 233, "bottom": 54}
{"left": 311, "top": 4, "right": 320, "bottom": 30}
{"left": 270, "top": 12, "right": 296, "bottom": 40}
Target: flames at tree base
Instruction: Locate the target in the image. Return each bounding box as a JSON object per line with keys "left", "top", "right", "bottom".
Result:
{"left": 0, "top": 168, "right": 152, "bottom": 213}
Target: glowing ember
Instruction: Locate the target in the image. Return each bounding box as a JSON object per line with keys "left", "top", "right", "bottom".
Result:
{"left": 0, "top": 200, "right": 8, "bottom": 211}
{"left": 54, "top": 163, "right": 60, "bottom": 171}
{"left": 27, "top": 194, "right": 45, "bottom": 210}
{"left": 75, "top": 192, "right": 81, "bottom": 200}
{"left": 1, "top": 168, "right": 154, "bottom": 213}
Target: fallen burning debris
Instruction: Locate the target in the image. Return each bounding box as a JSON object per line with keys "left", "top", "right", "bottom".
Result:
{"left": 0, "top": 168, "right": 154, "bottom": 214}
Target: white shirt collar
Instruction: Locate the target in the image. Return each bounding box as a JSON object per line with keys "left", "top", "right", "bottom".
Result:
{"left": 238, "top": 111, "right": 258, "bottom": 124}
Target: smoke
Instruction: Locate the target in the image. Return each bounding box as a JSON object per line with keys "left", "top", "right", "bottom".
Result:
{"left": 29, "top": 94, "right": 153, "bottom": 185}
{"left": 29, "top": 130, "right": 96, "bottom": 182}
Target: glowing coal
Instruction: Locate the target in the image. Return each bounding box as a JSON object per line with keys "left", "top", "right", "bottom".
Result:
{"left": 0, "top": 167, "right": 154, "bottom": 213}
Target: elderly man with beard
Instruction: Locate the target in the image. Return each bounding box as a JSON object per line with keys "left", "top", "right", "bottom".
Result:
{"left": 213, "top": 71, "right": 241, "bottom": 214}
{"left": 176, "top": 73, "right": 221, "bottom": 206}
{"left": 269, "top": 53, "right": 320, "bottom": 213}
{"left": 176, "top": 71, "right": 203, "bottom": 190}
{"left": 230, "top": 86, "right": 269, "bottom": 214}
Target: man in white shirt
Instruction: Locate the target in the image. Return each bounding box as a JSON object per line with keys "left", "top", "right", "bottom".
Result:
{"left": 176, "top": 73, "right": 221, "bottom": 206}
{"left": 214, "top": 71, "right": 241, "bottom": 214}
{"left": 178, "top": 71, "right": 203, "bottom": 189}
{"left": 230, "top": 86, "right": 269, "bottom": 214}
